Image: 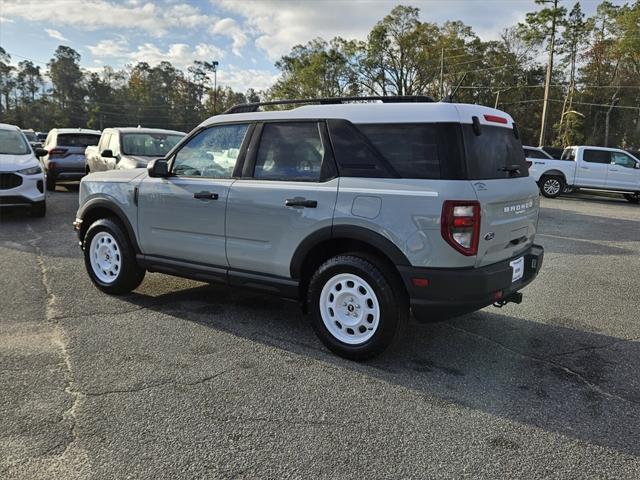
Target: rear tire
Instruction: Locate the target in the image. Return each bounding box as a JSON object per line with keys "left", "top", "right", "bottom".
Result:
{"left": 83, "top": 218, "right": 145, "bottom": 294}
{"left": 539, "top": 175, "right": 565, "bottom": 198}
{"left": 307, "top": 254, "right": 407, "bottom": 360}
{"left": 30, "top": 201, "right": 46, "bottom": 217}
{"left": 45, "top": 174, "right": 56, "bottom": 191}
{"left": 624, "top": 193, "right": 639, "bottom": 204}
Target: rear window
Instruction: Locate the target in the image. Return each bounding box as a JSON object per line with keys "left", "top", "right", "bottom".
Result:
{"left": 57, "top": 134, "right": 101, "bottom": 148}
{"left": 561, "top": 148, "right": 576, "bottom": 160}
{"left": 462, "top": 125, "right": 528, "bottom": 179}
{"left": 356, "top": 124, "right": 440, "bottom": 179}
{"left": 122, "top": 132, "right": 184, "bottom": 157}
{"left": 583, "top": 149, "right": 611, "bottom": 164}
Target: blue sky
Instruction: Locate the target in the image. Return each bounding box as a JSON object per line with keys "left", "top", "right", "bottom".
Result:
{"left": 0, "top": 0, "right": 613, "bottom": 92}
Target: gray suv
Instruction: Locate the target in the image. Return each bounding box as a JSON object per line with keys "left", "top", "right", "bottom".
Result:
{"left": 74, "top": 96, "right": 544, "bottom": 359}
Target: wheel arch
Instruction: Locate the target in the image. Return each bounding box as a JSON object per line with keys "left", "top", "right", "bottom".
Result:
{"left": 540, "top": 169, "right": 567, "bottom": 182}
{"left": 78, "top": 198, "right": 140, "bottom": 253}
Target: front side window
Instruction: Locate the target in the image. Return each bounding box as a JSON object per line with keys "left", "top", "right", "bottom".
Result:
{"left": 57, "top": 134, "right": 101, "bottom": 148}
{"left": 172, "top": 124, "right": 249, "bottom": 178}
{"left": 108, "top": 134, "right": 120, "bottom": 155}
{"left": 611, "top": 152, "right": 637, "bottom": 169}
{"left": 583, "top": 149, "right": 611, "bottom": 164}
{"left": 99, "top": 133, "right": 111, "bottom": 152}
{"left": 357, "top": 123, "right": 441, "bottom": 179}
{"left": 254, "top": 123, "right": 324, "bottom": 181}
{"left": 0, "top": 129, "right": 31, "bottom": 155}
{"left": 122, "top": 133, "right": 184, "bottom": 157}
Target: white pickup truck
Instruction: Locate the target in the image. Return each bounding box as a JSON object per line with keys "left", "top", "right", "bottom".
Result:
{"left": 525, "top": 145, "right": 640, "bottom": 203}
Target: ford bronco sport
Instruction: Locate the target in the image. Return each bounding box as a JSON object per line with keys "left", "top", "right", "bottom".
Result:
{"left": 74, "top": 96, "right": 544, "bottom": 359}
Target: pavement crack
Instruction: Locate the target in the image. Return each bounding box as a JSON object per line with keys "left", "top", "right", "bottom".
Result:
{"left": 446, "top": 323, "right": 640, "bottom": 406}
{"left": 81, "top": 369, "right": 232, "bottom": 397}
{"left": 546, "top": 337, "right": 640, "bottom": 359}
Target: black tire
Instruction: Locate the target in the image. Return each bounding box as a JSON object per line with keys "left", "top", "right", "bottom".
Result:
{"left": 307, "top": 254, "right": 407, "bottom": 360}
{"left": 623, "top": 193, "right": 640, "bottom": 204}
{"left": 45, "top": 174, "right": 56, "bottom": 191}
{"left": 539, "top": 175, "right": 565, "bottom": 198}
{"left": 83, "top": 218, "right": 145, "bottom": 294}
{"left": 30, "top": 201, "right": 46, "bottom": 217}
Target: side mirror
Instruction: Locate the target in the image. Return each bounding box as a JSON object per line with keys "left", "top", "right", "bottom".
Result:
{"left": 635, "top": 163, "right": 640, "bottom": 169}
{"left": 101, "top": 149, "right": 114, "bottom": 158}
{"left": 147, "top": 158, "right": 169, "bottom": 178}
{"left": 34, "top": 148, "right": 48, "bottom": 158}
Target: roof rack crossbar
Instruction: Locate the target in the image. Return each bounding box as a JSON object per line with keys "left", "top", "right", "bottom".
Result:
{"left": 223, "top": 95, "right": 435, "bottom": 114}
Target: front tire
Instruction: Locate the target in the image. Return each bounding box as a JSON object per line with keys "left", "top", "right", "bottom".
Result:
{"left": 539, "top": 175, "right": 565, "bottom": 198}
{"left": 624, "top": 193, "right": 640, "bottom": 204}
{"left": 83, "top": 218, "right": 145, "bottom": 294}
{"left": 307, "top": 255, "right": 407, "bottom": 360}
{"left": 30, "top": 200, "right": 46, "bottom": 217}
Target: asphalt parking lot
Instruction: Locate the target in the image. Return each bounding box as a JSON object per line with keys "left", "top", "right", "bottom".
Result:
{"left": 1, "top": 186, "right": 639, "bottom": 479}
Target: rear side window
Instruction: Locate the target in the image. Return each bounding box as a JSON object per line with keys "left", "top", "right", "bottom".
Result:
{"left": 524, "top": 148, "right": 548, "bottom": 159}
{"left": 254, "top": 123, "right": 324, "bottom": 181}
{"left": 583, "top": 149, "right": 611, "bottom": 164}
{"left": 462, "top": 125, "right": 528, "bottom": 179}
{"left": 561, "top": 148, "right": 575, "bottom": 161}
{"left": 357, "top": 124, "right": 440, "bottom": 179}
{"left": 57, "top": 134, "right": 101, "bottom": 148}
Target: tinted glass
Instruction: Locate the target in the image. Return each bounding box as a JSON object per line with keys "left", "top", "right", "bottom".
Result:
{"left": 357, "top": 124, "right": 440, "bottom": 179}
{"left": 611, "top": 152, "right": 636, "bottom": 169}
{"left": 561, "top": 148, "right": 575, "bottom": 160}
{"left": 0, "top": 129, "right": 30, "bottom": 155}
{"left": 254, "top": 123, "right": 324, "bottom": 181}
{"left": 463, "top": 125, "right": 528, "bottom": 179}
{"left": 583, "top": 150, "right": 611, "bottom": 164}
{"left": 173, "top": 124, "right": 248, "bottom": 178}
{"left": 22, "top": 131, "right": 38, "bottom": 142}
{"left": 524, "top": 148, "right": 548, "bottom": 159}
{"left": 57, "top": 134, "right": 101, "bottom": 148}
{"left": 122, "top": 133, "right": 184, "bottom": 156}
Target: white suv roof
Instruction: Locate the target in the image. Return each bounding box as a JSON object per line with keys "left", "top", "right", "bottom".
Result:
{"left": 51, "top": 128, "right": 102, "bottom": 135}
{"left": 201, "top": 102, "right": 515, "bottom": 129}
{"left": 0, "top": 123, "right": 21, "bottom": 131}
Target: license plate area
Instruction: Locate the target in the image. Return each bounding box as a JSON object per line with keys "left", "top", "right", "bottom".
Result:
{"left": 510, "top": 256, "right": 524, "bottom": 283}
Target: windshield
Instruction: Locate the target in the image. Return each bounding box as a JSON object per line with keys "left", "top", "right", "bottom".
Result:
{"left": 122, "top": 132, "right": 184, "bottom": 157}
{"left": 57, "top": 134, "right": 101, "bottom": 148}
{"left": 0, "top": 129, "right": 31, "bottom": 155}
{"left": 22, "top": 131, "right": 38, "bottom": 142}
{"left": 462, "top": 125, "right": 528, "bottom": 179}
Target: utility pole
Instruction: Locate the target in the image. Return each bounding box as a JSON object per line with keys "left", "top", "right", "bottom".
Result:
{"left": 439, "top": 47, "right": 445, "bottom": 99}
{"left": 212, "top": 60, "right": 219, "bottom": 114}
{"left": 539, "top": 0, "right": 559, "bottom": 147}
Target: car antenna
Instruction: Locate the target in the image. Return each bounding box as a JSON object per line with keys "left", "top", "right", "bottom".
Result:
{"left": 440, "top": 73, "right": 467, "bottom": 103}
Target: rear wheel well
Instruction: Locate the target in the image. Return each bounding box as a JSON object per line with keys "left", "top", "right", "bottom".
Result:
{"left": 540, "top": 170, "right": 567, "bottom": 183}
{"left": 298, "top": 238, "right": 408, "bottom": 307}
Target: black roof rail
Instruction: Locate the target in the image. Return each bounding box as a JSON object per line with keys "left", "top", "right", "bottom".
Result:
{"left": 222, "top": 95, "right": 435, "bottom": 114}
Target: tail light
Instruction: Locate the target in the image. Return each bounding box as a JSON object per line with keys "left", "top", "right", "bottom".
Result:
{"left": 48, "top": 148, "right": 67, "bottom": 157}
{"left": 441, "top": 200, "right": 481, "bottom": 256}
{"left": 526, "top": 160, "right": 533, "bottom": 168}
{"left": 483, "top": 114, "right": 508, "bottom": 124}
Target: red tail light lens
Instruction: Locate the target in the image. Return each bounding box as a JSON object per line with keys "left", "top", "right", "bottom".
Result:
{"left": 48, "top": 148, "right": 67, "bottom": 157}
{"left": 483, "top": 114, "right": 508, "bottom": 124}
{"left": 441, "top": 200, "right": 481, "bottom": 256}
{"left": 526, "top": 160, "right": 533, "bottom": 168}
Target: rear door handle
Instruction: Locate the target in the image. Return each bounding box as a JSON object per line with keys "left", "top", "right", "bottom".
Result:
{"left": 194, "top": 191, "right": 219, "bottom": 200}
{"left": 285, "top": 198, "right": 317, "bottom": 208}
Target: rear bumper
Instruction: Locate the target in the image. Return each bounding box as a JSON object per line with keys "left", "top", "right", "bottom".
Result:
{"left": 398, "top": 244, "right": 544, "bottom": 321}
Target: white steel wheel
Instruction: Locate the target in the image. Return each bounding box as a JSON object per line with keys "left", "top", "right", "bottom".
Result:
{"left": 319, "top": 273, "right": 381, "bottom": 345}
{"left": 543, "top": 178, "right": 561, "bottom": 196}
{"left": 89, "top": 232, "right": 122, "bottom": 284}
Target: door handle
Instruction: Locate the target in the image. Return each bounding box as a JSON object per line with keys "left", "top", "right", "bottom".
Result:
{"left": 194, "top": 191, "right": 219, "bottom": 200}
{"left": 285, "top": 198, "right": 317, "bottom": 208}
{"left": 609, "top": 168, "right": 618, "bottom": 172}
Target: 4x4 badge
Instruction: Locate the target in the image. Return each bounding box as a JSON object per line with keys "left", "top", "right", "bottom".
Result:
{"left": 484, "top": 232, "right": 495, "bottom": 241}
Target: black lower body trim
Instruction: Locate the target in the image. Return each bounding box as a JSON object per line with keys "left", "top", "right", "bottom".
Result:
{"left": 136, "top": 254, "right": 299, "bottom": 299}
{"left": 398, "top": 245, "right": 544, "bottom": 322}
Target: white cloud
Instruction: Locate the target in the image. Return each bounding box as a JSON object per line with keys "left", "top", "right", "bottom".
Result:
{"left": 0, "top": 16, "right": 15, "bottom": 24}
{"left": 88, "top": 38, "right": 225, "bottom": 70}
{"left": 210, "top": 18, "right": 248, "bottom": 57}
{"left": 217, "top": 66, "right": 279, "bottom": 92}
{"left": 2, "top": 0, "right": 209, "bottom": 35}
{"left": 45, "top": 28, "right": 69, "bottom": 42}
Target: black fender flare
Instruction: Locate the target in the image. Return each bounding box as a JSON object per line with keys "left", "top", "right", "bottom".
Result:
{"left": 289, "top": 225, "right": 410, "bottom": 279}
{"left": 77, "top": 198, "right": 140, "bottom": 253}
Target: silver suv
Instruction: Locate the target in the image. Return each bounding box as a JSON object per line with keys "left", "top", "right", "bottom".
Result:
{"left": 74, "top": 97, "right": 544, "bottom": 359}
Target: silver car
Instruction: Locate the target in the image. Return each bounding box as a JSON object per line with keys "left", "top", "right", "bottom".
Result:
{"left": 73, "top": 97, "right": 544, "bottom": 359}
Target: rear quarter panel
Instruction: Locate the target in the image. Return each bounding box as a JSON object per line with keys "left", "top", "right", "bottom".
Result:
{"left": 334, "top": 178, "right": 479, "bottom": 268}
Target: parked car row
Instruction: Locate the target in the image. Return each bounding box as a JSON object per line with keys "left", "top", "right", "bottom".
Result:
{"left": 524, "top": 145, "right": 640, "bottom": 203}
